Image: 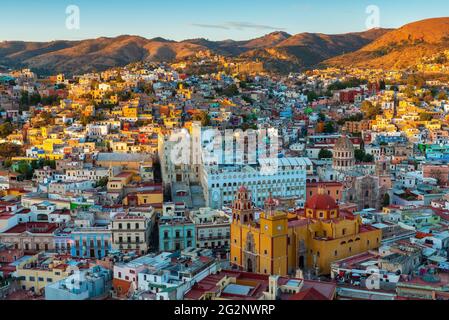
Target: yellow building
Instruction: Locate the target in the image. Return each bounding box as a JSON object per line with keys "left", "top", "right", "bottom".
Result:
{"left": 123, "top": 191, "right": 164, "bottom": 207}
{"left": 16, "top": 253, "right": 74, "bottom": 293}
{"left": 122, "top": 105, "right": 138, "bottom": 119}
{"left": 230, "top": 187, "right": 382, "bottom": 276}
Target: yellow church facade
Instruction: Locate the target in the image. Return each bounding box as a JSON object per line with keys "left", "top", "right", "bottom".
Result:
{"left": 230, "top": 187, "right": 382, "bottom": 276}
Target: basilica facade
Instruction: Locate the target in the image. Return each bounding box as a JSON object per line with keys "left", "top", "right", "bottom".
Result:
{"left": 230, "top": 186, "right": 382, "bottom": 276}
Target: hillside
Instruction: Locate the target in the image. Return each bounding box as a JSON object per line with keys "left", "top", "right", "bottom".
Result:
{"left": 240, "top": 29, "right": 392, "bottom": 72}
{"left": 0, "top": 36, "right": 209, "bottom": 75}
{"left": 324, "top": 17, "right": 449, "bottom": 70}
{"left": 0, "top": 28, "right": 391, "bottom": 75}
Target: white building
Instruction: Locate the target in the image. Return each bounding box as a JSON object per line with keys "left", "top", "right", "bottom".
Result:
{"left": 201, "top": 157, "right": 312, "bottom": 209}
{"left": 189, "top": 208, "right": 231, "bottom": 249}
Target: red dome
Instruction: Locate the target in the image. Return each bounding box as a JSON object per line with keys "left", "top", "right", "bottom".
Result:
{"left": 305, "top": 194, "right": 338, "bottom": 210}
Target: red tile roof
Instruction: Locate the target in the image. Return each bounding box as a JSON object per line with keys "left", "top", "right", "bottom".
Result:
{"left": 3, "top": 222, "right": 59, "bottom": 234}
{"left": 287, "top": 287, "right": 329, "bottom": 300}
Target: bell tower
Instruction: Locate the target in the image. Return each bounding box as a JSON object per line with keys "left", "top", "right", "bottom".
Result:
{"left": 230, "top": 186, "right": 255, "bottom": 271}
{"left": 232, "top": 186, "right": 254, "bottom": 225}
{"left": 259, "top": 194, "right": 289, "bottom": 276}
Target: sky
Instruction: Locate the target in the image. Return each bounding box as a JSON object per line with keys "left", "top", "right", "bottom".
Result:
{"left": 1, "top": 0, "right": 449, "bottom": 42}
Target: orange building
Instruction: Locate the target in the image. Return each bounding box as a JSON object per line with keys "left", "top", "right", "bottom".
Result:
{"left": 307, "top": 182, "right": 344, "bottom": 203}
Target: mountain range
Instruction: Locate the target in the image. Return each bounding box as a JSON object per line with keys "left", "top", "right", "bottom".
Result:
{"left": 323, "top": 17, "right": 449, "bottom": 70}
{"left": 1, "top": 17, "right": 448, "bottom": 75}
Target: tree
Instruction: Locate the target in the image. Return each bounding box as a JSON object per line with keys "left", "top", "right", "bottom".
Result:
{"left": 222, "top": 84, "right": 239, "bottom": 97}
{"left": 307, "top": 91, "right": 319, "bottom": 102}
{"left": 323, "top": 122, "right": 335, "bottom": 134}
{"left": 407, "top": 74, "right": 426, "bottom": 88}
{"left": 16, "top": 161, "right": 31, "bottom": 175}
{"left": 319, "top": 149, "right": 333, "bottom": 159}
{"left": 420, "top": 113, "right": 434, "bottom": 121}
{"left": 0, "top": 143, "right": 24, "bottom": 158}
{"left": 361, "top": 101, "right": 381, "bottom": 119}
{"left": 328, "top": 78, "right": 366, "bottom": 91}
{"left": 438, "top": 91, "right": 448, "bottom": 101}
{"left": 192, "top": 111, "right": 211, "bottom": 127}
{"left": 19, "top": 91, "right": 29, "bottom": 106}
{"left": 363, "top": 154, "right": 374, "bottom": 163}
{"left": 43, "top": 159, "right": 56, "bottom": 170}
{"left": 318, "top": 113, "right": 326, "bottom": 122}
{"left": 0, "top": 122, "right": 14, "bottom": 138}
{"left": 354, "top": 149, "right": 366, "bottom": 162}
{"left": 29, "top": 93, "right": 41, "bottom": 106}
{"left": 382, "top": 193, "right": 390, "bottom": 208}
{"left": 96, "top": 176, "right": 109, "bottom": 188}
{"left": 404, "top": 86, "right": 415, "bottom": 99}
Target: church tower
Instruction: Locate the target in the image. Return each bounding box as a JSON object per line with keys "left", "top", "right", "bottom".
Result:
{"left": 259, "top": 195, "right": 289, "bottom": 276}
{"left": 232, "top": 186, "right": 254, "bottom": 225}
{"left": 230, "top": 186, "right": 255, "bottom": 271}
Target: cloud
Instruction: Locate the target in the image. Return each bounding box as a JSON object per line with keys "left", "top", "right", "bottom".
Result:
{"left": 192, "top": 21, "right": 285, "bottom": 31}
{"left": 191, "top": 23, "right": 230, "bottom": 30}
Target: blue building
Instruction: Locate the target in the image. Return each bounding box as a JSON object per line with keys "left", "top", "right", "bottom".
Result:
{"left": 159, "top": 216, "right": 196, "bottom": 252}
{"left": 45, "top": 265, "right": 112, "bottom": 300}
{"left": 280, "top": 106, "right": 293, "bottom": 119}
{"left": 375, "top": 134, "right": 407, "bottom": 145}
{"left": 426, "top": 144, "right": 449, "bottom": 162}
{"left": 70, "top": 227, "right": 112, "bottom": 259}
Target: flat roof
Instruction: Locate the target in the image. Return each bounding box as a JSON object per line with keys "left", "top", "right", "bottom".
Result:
{"left": 222, "top": 284, "right": 254, "bottom": 296}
